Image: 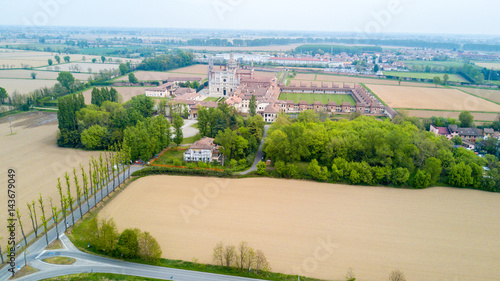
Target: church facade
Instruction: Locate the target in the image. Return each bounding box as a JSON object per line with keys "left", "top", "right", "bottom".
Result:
{"left": 208, "top": 53, "right": 254, "bottom": 96}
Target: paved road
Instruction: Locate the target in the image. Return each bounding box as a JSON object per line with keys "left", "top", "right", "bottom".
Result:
{"left": 10, "top": 234, "right": 263, "bottom": 281}
{"left": 240, "top": 125, "right": 270, "bottom": 175}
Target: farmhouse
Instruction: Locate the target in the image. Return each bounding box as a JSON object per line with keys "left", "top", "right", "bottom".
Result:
{"left": 145, "top": 82, "right": 176, "bottom": 98}
{"left": 430, "top": 125, "right": 485, "bottom": 142}
{"left": 183, "top": 137, "right": 222, "bottom": 163}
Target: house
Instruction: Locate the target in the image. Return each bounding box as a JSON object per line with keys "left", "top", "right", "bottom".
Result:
{"left": 145, "top": 82, "right": 176, "bottom": 98}
{"left": 183, "top": 137, "right": 222, "bottom": 163}
{"left": 448, "top": 125, "right": 483, "bottom": 142}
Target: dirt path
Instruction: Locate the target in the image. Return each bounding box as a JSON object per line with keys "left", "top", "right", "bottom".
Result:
{"left": 99, "top": 176, "right": 500, "bottom": 281}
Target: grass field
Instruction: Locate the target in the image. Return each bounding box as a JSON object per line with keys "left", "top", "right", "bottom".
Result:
{"left": 473, "top": 61, "right": 500, "bottom": 69}
{"left": 404, "top": 60, "right": 464, "bottom": 68}
{"left": 37, "top": 62, "right": 121, "bottom": 72}
{"left": 0, "top": 69, "right": 92, "bottom": 80}
{"left": 404, "top": 110, "right": 500, "bottom": 122}
{"left": 99, "top": 175, "right": 500, "bottom": 281}
{"left": 0, "top": 78, "right": 58, "bottom": 94}
{"left": 279, "top": 92, "right": 356, "bottom": 105}
{"left": 366, "top": 84, "right": 500, "bottom": 112}
{"left": 383, "top": 71, "right": 467, "bottom": 82}
{"left": 292, "top": 73, "right": 437, "bottom": 87}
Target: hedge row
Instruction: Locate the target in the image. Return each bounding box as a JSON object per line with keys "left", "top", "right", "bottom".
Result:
{"left": 132, "top": 166, "right": 233, "bottom": 178}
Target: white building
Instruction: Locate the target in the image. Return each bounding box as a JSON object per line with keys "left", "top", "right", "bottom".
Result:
{"left": 183, "top": 137, "right": 222, "bottom": 163}
{"left": 145, "top": 82, "right": 176, "bottom": 98}
{"left": 208, "top": 53, "right": 254, "bottom": 96}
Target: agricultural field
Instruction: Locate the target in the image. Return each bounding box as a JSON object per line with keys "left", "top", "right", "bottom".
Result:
{"left": 0, "top": 112, "right": 101, "bottom": 243}
{"left": 473, "top": 61, "right": 500, "bottom": 69}
{"left": 403, "top": 60, "right": 464, "bottom": 68}
{"left": 100, "top": 175, "right": 500, "bottom": 281}
{"left": 404, "top": 110, "right": 500, "bottom": 122}
{"left": 178, "top": 43, "right": 302, "bottom": 52}
{"left": 366, "top": 84, "right": 500, "bottom": 112}
{"left": 0, "top": 69, "right": 92, "bottom": 81}
{"left": 0, "top": 78, "right": 58, "bottom": 94}
{"left": 455, "top": 87, "right": 500, "bottom": 104}
{"left": 37, "top": 62, "right": 121, "bottom": 73}
{"left": 167, "top": 64, "right": 208, "bottom": 75}
{"left": 115, "top": 71, "right": 206, "bottom": 82}
{"left": 383, "top": 71, "right": 467, "bottom": 82}
{"left": 293, "top": 73, "right": 435, "bottom": 87}
{"left": 0, "top": 49, "right": 100, "bottom": 68}
{"left": 81, "top": 87, "right": 149, "bottom": 104}
{"left": 279, "top": 92, "right": 356, "bottom": 105}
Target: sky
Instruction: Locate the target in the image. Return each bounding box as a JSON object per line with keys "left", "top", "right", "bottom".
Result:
{"left": 1, "top": 0, "right": 499, "bottom": 36}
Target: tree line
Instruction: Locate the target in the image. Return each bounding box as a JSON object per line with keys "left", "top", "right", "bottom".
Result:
{"left": 137, "top": 52, "right": 194, "bottom": 71}
{"left": 58, "top": 93, "right": 155, "bottom": 149}
{"left": 212, "top": 241, "right": 270, "bottom": 272}
{"left": 295, "top": 45, "right": 382, "bottom": 55}
{"left": 261, "top": 111, "right": 500, "bottom": 191}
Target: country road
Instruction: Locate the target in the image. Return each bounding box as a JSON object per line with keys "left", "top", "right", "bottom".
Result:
{"left": 240, "top": 125, "right": 270, "bottom": 175}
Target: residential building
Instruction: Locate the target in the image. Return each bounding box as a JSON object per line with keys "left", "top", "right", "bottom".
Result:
{"left": 183, "top": 137, "right": 222, "bottom": 163}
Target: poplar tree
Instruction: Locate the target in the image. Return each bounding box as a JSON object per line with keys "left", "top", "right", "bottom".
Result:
{"left": 81, "top": 163, "right": 90, "bottom": 212}
{"left": 56, "top": 178, "right": 67, "bottom": 231}
{"left": 65, "top": 172, "right": 75, "bottom": 226}
{"left": 49, "top": 198, "right": 61, "bottom": 239}
{"left": 38, "top": 194, "right": 49, "bottom": 245}
{"left": 27, "top": 201, "right": 38, "bottom": 237}
{"left": 73, "top": 167, "right": 83, "bottom": 219}
{"left": 15, "top": 208, "right": 27, "bottom": 246}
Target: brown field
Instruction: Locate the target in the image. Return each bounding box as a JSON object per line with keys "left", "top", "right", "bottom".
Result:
{"left": 455, "top": 87, "right": 500, "bottom": 104}
{"left": 292, "top": 73, "right": 437, "bottom": 87}
{"left": 167, "top": 64, "right": 208, "bottom": 74}
{"left": 0, "top": 112, "right": 102, "bottom": 242}
{"left": 81, "top": 87, "right": 149, "bottom": 104}
{"left": 178, "top": 44, "right": 302, "bottom": 52}
{"left": 366, "top": 84, "right": 500, "bottom": 112}
{"left": 0, "top": 49, "right": 139, "bottom": 69}
{"left": 473, "top": 62, "right": 500, "bottom": 69}
{"left": 37, "top": 63, "right": 121, "bottom": 73}
{"left": 406, "top": 110, "right": 500, "bottom": 121}
{"left": 0, "top": 69, "right": 92, "bottom": 81}
{"left": 115, "top": 71, "right": 206, "bottom": 82}
{"left": 100, "top": 176, "right": 500, "bottom": 281}
{"left": 255, "top": 71, "right": 279, "bottom": 78}
{"left": 0, "top": 78, "right": 58, "bottom": 94}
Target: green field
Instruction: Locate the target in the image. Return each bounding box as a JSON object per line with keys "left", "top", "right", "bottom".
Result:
{"left": 383, "top": 71, "right": 467, "bottom": 82}
{"left": 279, "top": 93, "right": 356, "bottom": 105}
{"left": 404, "top": 60, "right": 464, "bottom": 68}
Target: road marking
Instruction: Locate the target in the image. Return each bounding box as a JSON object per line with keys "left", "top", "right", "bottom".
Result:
{"left": 35, "top": 250, "right": 46, "bottom": 259}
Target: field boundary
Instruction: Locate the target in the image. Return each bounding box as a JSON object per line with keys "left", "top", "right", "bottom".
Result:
{"left": 454, "top": 87, "right": 500, "bottom": 106}
{"left": 360, "top": 83, "right": 388, "bottom": 106}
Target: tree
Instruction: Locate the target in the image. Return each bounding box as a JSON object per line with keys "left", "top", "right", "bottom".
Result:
{"left": 236, "top": 241, "right": 250, "bottom": 269}
{"left": 116, "top": 229, "right": 139, "bottom": 258}
{"left": 101, "top": 56, "right": 106, "bottom": 64}
{"left": 119, "top": 63, "right": 129, "bottom": 76}
{"left": 448, "top": 162, "right": 473, "bottom": 188}
{"left": 391, "top": 167, "right": 410, "bottom": 186}
{"left": 451, "top": 135, "right": 463, "bottom": 145}
{"left": 57, "top": 71, "right": 76, "bottom": 91}
{"left": 0, "top": 87, "right": 7, "bottom": 104}
{"left": 255, "top": 249, "right": 271, "bottom": 272}
{"left": 31, "top": 72, "right": 37, "bottom": 79}
{"left": 27, "top": 201, "right": 38, "bottom": 237}
{"left": 81, "top": 125, "right": 109, "bottom": 150}
{"left": 398, "top": 77, "right": 403, "bottom": 86}
{"left": 424, "top": 157, "right": 442, "bottom": 185}
{"left": 345, "top": 268, "right": 356, "bottom": 281}
{"left": 172, "top": 113, "right": 184, "bottom": 146}
{"left": 128, "top": 73, "right": 138, "bottom": 84}
{"left": 38, "top": 193, "right": 49, "bottom": 245}
{"left": 63, "top": 56, "right": 70, "bottom": 63}
{"left": 137, "top": 231, "right": 162, "bottom": 261}
{"left": 96, "top": 218, "right": 119, "bottom": 254}
{"left": 15, "top": 208, "right": 27, "bottom": 246}
{"left": 65, "top": 172, "right": 75, "bottom": 226}
{"left": 249, "top": 95, "right": 257, "bottom": 116}
{"left": 55, "top": 55, "right": 61, "bottom": 64}
{"left": 443, "top": 74, "right": 449, "bottom": 85}
{"left": 92, "top": 58, "right": 97, "bottom": 63}
{"left": 373, "top": 64, "right": 379, "bottom": 73}
{"left": 223, "top": 244, "right": 236, "bottom": 268}
{"left": 411, "top": 170, "right": 431, "bottom": 189}
{"left": 56, "top": 178, "right": 68, "bottom": 231}
{"left": 433, "top": 76, "right": 441, "bottom": 87}
{"left": 459, "top": 111, "right": 474, "bottom": 128}
{"left": 257, "top": 161, "right": 267, "bottom": 175}
{"left": 49, "top": 198, "right": 60, "bottom": 239}
{"left": 213, "top": 242, "right": 224, "bottom": 266}
{"left": 48, "top": 59, "right": 53, "bottom": 66}
{"left": 388, "top": 270, "right": 406, "bottom": 281}
{"left": 73, "top": 167, "right": 83, "bottom": 219}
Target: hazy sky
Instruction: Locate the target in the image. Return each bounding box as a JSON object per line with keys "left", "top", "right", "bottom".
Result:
{"left": 2, "top": 0, "right": 499, "bottom": 35}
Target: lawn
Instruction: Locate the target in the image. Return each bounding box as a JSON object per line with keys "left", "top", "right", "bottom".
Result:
{"left": 404, "top": 60, "right": 464, "bottom": 68}
{"left": 383, "top": 71, "right": 467, "bottom": 82}
{"left": 203, "top": 97, "right": 222, "bottom": 102}
{"left": 42, "top": 273, "right": 165, "bottom": 281}
{"left": 155, "top": 148, "right": 186, "bottom": 166}
{"left": 278, "top": 92, "right": 356, "bottom": 105}
{"left": 42, "top": 256, "right": 76, "bottom": 265}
